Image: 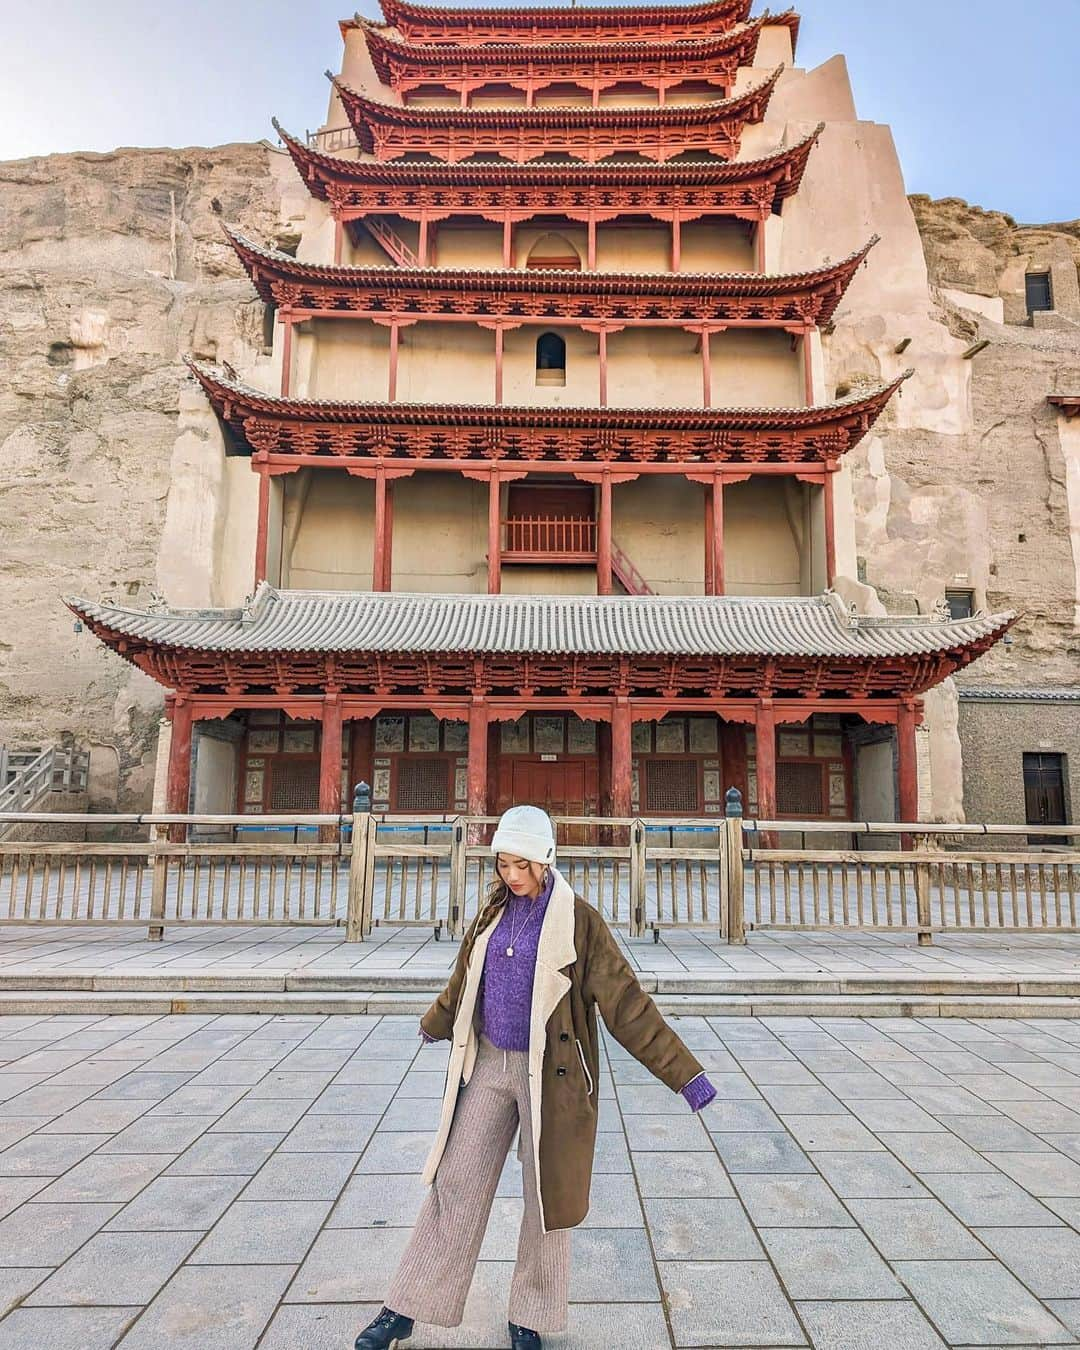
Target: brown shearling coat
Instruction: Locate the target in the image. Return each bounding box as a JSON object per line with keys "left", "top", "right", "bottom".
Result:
{"left": 419, "top": 867, "right": 704, "bottom": 1233}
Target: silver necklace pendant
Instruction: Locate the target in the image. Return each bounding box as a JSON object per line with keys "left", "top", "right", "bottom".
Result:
{"left": 506, "top": 946, "right": 514, "bottom": 957}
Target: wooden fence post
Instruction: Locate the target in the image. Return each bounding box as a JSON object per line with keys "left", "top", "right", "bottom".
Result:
{"left": 914, "top": 833, "right": 933, "bottom": 946}
{"left": 629, "top": 818, "right": 646, "bottom": 937}
{"left": 346, "top": 810, "right": 374, "bottom": 942}
{"left": 148, "top": 824, "right": 168, "bottom": 942}
{"left": 449, "top": 816, "right": 467, "bottom": 937}
{"left": 724, "top": 815, "right": 746, "bottom": 945}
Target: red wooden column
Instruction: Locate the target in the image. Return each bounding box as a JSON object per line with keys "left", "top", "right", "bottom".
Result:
{"left": 373, "top": 468, "right": 393, "bottom": 592}
{"left": 487, "top": 471, "right": 502, "bottom": 594}
{"left": 253, "top": 454, "right": 271, "bottom": 587}
{"left": 502, "top": 217, "right": 514, "bottom": 268}
{"left": 802, "top": 331, "right": 814, "bottom": 406}
{"left": 710, "top": 473, "right": 725, "bottom": 596}
{"left": 166, "top": 695, "right": 194, "bottom": 842}
{"left": 318, "top": 695, "right": 343, "bottom": 839}
{"left": 701, "top": 328, "right": 713, "bottom": 408}
{"left": 387, "top": 321, "right": 400, "bottom": 402}
{"left": 418, "top": 214, "right": 430, "bottom": 267}
{"left": 611, "top": 698, "right": 632, "bottom": 818}
{"left": 755, "top": 218, "right": 766, "bottom": 272}
{"left": 587, "top": 213, "right": 597, "bottom": 270}
{"left": 333, "top": 220, "right": 345, "bottom": 265}
{"left": 755, "top": 698, "right": 777, "bottom": 844}
{"left": 467, "top": 697, "right": 489, "bottom": 818}
{"left": 704, "top": 484, "right": 715, "bottom": 596}
{"left": 823, "top": 467, "right": 837, "bottom": 586}
{"left": 279, "top": 316, "right": 294, "bottom": 397}
{"left": 494, "top": 325, "right": 504, "bottom": 405}
{"left": 598, "top": 327, "right": 608, "bottom": 407}
{"left": 670, "top": 213, "right": 682, "bottom": 273}
{"left": 597, "top": 472, "right": 613, "bottom": 595}
{"left": 897, "top": 699, "right": 919, "bottom": 832}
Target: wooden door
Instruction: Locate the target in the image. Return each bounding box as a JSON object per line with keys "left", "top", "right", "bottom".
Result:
{"left": 1024, "top": 752, "right": 1067, "bottom": 844}
{"left": 508, "top": 759, "right": 589, "bottom": 844}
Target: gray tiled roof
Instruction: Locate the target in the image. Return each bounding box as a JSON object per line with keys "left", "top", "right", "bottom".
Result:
{"left": 958, "top": 687, "right": 1080, "bottom": 703}
{"left": 67, "top": 587, "right": 1012, "bottom": 659}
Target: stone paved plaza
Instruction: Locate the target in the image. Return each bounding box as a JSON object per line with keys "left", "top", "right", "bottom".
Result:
{"left": 3, "top": 922, "right": 1080, "bottom": 984}
{"left": 2, "top": 1010, "right": 1080, "bottom": 1347}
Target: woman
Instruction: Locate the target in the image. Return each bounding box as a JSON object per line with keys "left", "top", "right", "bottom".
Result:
{"left": 354, "top": 805, "right": 716, "bottom": 1350}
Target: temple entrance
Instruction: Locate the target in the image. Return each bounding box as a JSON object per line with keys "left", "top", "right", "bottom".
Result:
{"left": 509, "top": 759, "right": 588, "bottom": 817}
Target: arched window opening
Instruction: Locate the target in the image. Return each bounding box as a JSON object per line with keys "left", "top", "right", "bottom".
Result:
{"left": 536, "top": 332, "right": 566, "bottom": 387}
{"left": 526, "top": 233, "right": 581, "bottom": 271}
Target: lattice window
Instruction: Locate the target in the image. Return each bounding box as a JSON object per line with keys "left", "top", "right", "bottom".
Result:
{"left": 269, "top": 760, "right": 319, "bottom": 811}
{"left": 1025, "top": 272, "right": 1053, "bottom": 314}
{"left": 396, "top": 758, "right": 451, "bottom": 813}
{"left": 644, "top": 759, "right": 699, "bottom": 814}
{"left": 777, "top": 761, "right": 824, "bottom": 816}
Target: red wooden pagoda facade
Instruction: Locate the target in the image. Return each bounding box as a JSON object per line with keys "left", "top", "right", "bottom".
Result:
{"left": 70, "top": 0, "right": 1009, "bottom": 831}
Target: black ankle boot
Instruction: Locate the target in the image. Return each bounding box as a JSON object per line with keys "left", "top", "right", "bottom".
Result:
{"left": 508, "top": 1322, "right": 542, "bottom": 1349}
{"left": 354, "top": 1306, "right": 413, "bottom": 1349}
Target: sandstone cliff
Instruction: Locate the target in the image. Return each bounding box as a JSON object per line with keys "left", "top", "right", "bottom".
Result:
{"left": 0, "top": 143, "right": 300, "bottom": 805}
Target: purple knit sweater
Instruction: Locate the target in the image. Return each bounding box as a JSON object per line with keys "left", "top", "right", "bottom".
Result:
{"left": 419, "top": 876, "right": 715, "bottom": 1110}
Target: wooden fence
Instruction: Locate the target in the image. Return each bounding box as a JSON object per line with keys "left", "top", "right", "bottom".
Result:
{"left": 0, "top": 811, "right": 1078, "bottom": 945}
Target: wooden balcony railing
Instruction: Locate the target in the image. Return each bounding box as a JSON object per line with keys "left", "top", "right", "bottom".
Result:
{"left": 502, "top": 515, "right": 597, "bottom": 562}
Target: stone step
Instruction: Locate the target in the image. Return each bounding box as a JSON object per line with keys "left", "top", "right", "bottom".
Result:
{"left": 1, "top": 970, "right": 1078, "bottom": 998}
{"left": 2, "top": 988, "right": 1079, "bottom": 1019}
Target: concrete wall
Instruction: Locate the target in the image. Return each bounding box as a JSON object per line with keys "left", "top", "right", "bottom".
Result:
{"left": 959, "top": 697, "right": 1079, "bottom": 830}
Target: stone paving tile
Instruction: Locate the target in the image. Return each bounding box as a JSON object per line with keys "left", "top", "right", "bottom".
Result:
{"left": 810, "top": 1150, "right": 929, "bottom": 1199}
{"left": 282, "top": 1113, "right": 379, "bottom": 1154}
{"left": 287, "top": 1226, "right": 411, "bottom": 1302}
{"left": 164, "top": 1130, "right": 282, "bottom": 1175}
{"left": 241, "top": 1150, "right": 359, "bottom": 1202}
{"left": 709, "top": 1130, "right": 816, "bottom": 1174}
{"left": 25, "top": 1229, "right": 201, "bottom": 1306}
{"left": 973, "top": 1225, "right": 1080, "bottom": 1299}
{"left": 732, "top": 1174, "right": 854, "bottom": 1228}
{"left": 0, "top": 1201, "right": 121, "bottom": 1266}
{"left": 783, "top": 1113, "right": 884, "bottom": 1152}
{"left": 661, "top": 1260, "right": 806, "bottom": 1347}
{"left": 116, "top": 1263, "right": 294, "bottom": 1349}
{"left": 984, "top": 1150, "right": 1080, "bottom": 1195}
{"left": 845, "top": 1197, "right": 988, "bottom": 1259}
{"left": 894, "top": 1258, "right": 1074, "bottom": 1345}
{"left": 569, "top": 1228, "right": 660, "bottom": 1301}
{"left": 915, "top": 1171, "right": 1065, "bottom": 1227}
{"left": 190, "top": 1204, "right": 330, "bottom": 1263}
{"left": 0, "top": 1269, "right": 50, "bottom": 1318}
{"left": 878, "top": 1130, "right": 997, "bottom": 1173}
{"left": 328, "top": 1170, "right": 427, "bottom": 1229}
{"left": 644, "top": 1198, "right": 763, "bottom": 1259}
{"left": 0, "top": 1306, "right": 139, "bottom": 1350}
{"left": 106, "top": 1175, "right": 248, "bottom": 1232}
{"left": 633, "top": 1149, "right": 733, "bottom": 1198}
{"left": 796, "top": 1299, "right": 946, "bottom": 1350}
{"left": 761, "top": 1225, "right": 904, "bottom": 1299}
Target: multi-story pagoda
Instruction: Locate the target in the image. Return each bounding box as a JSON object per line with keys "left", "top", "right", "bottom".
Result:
{"left": 69, "top": 0, "right": 1010, "bottom": 832}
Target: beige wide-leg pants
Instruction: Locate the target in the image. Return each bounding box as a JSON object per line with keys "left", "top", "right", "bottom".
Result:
{"left": 385, "top": 1032, "right": 571, "bottom": 1332}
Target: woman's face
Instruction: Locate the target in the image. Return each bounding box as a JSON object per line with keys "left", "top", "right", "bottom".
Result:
{"left": 496, "top": 854, "right": 544, "bottom": 899}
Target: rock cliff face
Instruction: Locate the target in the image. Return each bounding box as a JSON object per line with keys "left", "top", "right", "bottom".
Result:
{"left": 0, "top": 143, "right": 301, "bottom": 805}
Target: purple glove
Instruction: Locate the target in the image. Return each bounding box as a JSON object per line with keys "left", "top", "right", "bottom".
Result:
{"left": 681, "top": 1072, "right": 717, "bottom": 1112}
{"left": 418, "top": 1026, "right": 436, "bottom": 1044}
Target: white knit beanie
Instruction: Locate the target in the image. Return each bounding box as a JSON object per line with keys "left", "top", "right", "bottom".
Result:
{"left": 490, "top": 804, "right": 556, "bottom": 866}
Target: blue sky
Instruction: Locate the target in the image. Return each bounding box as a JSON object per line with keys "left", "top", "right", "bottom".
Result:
{"left": 1, "top": 0, "right": 1075, "bottom": 222}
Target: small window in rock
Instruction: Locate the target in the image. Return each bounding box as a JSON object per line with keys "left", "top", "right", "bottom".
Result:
{"left": 1025, "top": 272, "right": 1053, "bottom": 314}
{"left": 536, "top": 332, "right": 566, "bottom": 387}
{"left": 945, "top": 588, "right": 975, "bottom": 620}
